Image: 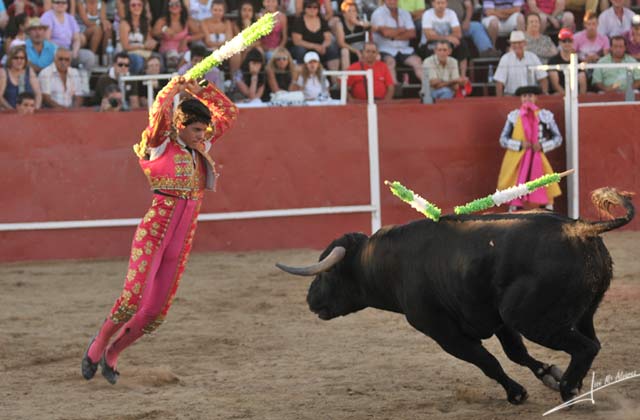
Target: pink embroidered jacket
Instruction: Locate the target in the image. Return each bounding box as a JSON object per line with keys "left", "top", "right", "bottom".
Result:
{"left": 134, "top": 78, "right": 238, "bottom": 199}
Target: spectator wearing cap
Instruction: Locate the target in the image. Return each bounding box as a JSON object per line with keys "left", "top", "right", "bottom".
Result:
{"left": 592, "top": 35, "right": 640, "bottom": 92}
{"left": 624, "top": 14, "right": 640, "bottom": 60}
{"left": 291, "top": 0, "right": 340, "bottom": 72}
{"left": 295, "top": 50, "right": 330, "bottom": 100}
{"left": 423, "top": 40, "right": 467, "bottom": 100}
{"left": 497, "top": 84, "right": 563, "bottom": 211}
{"left": 493, "top": 30, "right": 548, "bottom": 96}
{"left": 548, "top": 29, "right": 587, "bottom": 94}
{"left": 482, "top": 0, "right": 525, "bottom": 48}
{"left": 597, "top": 0, "right": 635, "bottom": 38}
{"left": 16, "top": 91, "right": 36, "bottom": 114}
{"left": 25, "top": 17, "right": 58, "bottom": 74}
{"left": 371, "top": 0, "right": 423, "bottom": 84}
{"left": 524, "top": 12, "right": 558, "bottom": 64}
{"left": 346, "top": 42, "right": 394, "bottom": 101}
{"left": 38, "top": 47, "right": 84, "bottom": 108}
{"left": 574, "top": 11, "right": 610, "bottom": 63}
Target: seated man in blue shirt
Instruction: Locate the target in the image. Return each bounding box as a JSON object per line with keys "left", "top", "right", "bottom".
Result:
{"left": 25, "top": 17, "right": 58, "bottom": 74}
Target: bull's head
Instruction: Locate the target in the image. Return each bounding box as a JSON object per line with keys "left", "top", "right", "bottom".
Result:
{"left": 276, "top": 233, "right": 368, "bottom": 320}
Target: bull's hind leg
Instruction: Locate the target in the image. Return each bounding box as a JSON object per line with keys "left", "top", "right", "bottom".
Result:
{"left": 414, "top": 317, "right": 528, "bottom": 404}
{"left": 520, "top": 327, "right": 600, "bottom": 402}
{"left": 495, "top": 325, "right": 563, "bottom": 391}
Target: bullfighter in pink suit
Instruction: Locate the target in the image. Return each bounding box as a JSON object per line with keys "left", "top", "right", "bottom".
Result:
{"left": 81, "top": 75, "right": 237, "bottom": 384}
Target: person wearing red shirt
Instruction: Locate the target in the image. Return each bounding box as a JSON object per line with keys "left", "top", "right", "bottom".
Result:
{"left": 346, "top": 42, "right": 394, "bottom": 101}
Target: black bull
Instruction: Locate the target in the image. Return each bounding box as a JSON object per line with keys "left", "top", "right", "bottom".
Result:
{"left": 277, "top": 188, "right": 635, "bottom": 404}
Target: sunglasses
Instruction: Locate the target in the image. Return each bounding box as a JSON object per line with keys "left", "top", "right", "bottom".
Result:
{"left": 116, "top": 62, "right": 130, "bottom": 67}
{"left": 57, "top": 57, "right": 71, "bottom": 61}
{"left": 169, "top": 1, "right": 180, "bottom": 6}
{"left": 560, "top": 39, "right": 572, "bottom": 42}
{"left": 13, "top": 55, "right": 26, "bottom": 60}
{"left": 53, "top": 1, "right": 67, "bottom": 4}
{"left": 305, "top": 4, "right": 319, "bottom": 8}
{"left": 275, "top": 56, "right": 288, "bottom": 60}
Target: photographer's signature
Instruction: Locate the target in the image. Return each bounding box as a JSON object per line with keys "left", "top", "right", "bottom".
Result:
{"left": 543, "top": 370, "right": 640, "bottom": 416}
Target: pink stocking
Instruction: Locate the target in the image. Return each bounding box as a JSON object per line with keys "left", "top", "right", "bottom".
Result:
{"left": 105, "top": 199, "right": 195, "bottom": 368}
{"left": 87, "top": 318, "right": 123, "bottom": 363}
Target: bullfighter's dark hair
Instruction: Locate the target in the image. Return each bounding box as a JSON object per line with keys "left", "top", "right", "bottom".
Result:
{"left": 174, "top": 99, "right": 212, "bottom": 128}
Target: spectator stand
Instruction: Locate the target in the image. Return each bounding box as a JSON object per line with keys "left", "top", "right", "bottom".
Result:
{"left": 532, "top": 55, "right": 640, "bottom": 218}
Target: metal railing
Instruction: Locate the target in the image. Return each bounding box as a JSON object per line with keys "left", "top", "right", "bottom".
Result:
{"left": 532, "top": 57, "right": 640, "bottom": 219}
{"left": 0, "top": 69, "right": 383, "bottom": 235}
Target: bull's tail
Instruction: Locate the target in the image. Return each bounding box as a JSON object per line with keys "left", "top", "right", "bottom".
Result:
{"left": 587, "top": 187, "right": 635, "bottom": 234}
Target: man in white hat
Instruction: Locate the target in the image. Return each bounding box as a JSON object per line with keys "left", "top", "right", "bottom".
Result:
{"left": 493, "top": 30, "right": 548, "bottom": 96}
{"left": 25, "top": 17, "right": 58, "bottom": 74}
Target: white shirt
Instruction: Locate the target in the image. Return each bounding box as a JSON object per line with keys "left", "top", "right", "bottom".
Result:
{"left": 296, "top": 74, "right": 329, "bottom": 100}
{"left": 597, "top": 7, "right": 636, "bottom": 38}
{"left": 493, "top": 51, "right": 547, "bottom": 95}
{"left": 38, "top": 64, "right": 82, "bottom": 107}
{"left": 421, "top": 8, "right": 460, "bottom": 45}
{"left": 371, "top": 5, "right": 416, "bottom": 56}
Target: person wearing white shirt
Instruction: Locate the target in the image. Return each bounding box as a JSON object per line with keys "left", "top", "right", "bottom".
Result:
{"left": 371, "top": 0, "right": 423, "bottom": 84}
{"left": 597, "top": 0, "right": 636, "bottom": 38}
{"left": 421, "top": 0, "right": 469, "bottom": 77}
{"left": 38, "top": 47, "right": 84, "bottom": 108}
{"left": 493, "top": 30, "right": 548, "bottom": 96}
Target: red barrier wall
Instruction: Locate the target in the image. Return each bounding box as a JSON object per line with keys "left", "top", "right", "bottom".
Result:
{"left": 1, "top": 98, "right": 637, "bottom": 262}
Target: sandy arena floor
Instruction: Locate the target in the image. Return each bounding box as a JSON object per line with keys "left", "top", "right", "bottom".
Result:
{"left": 1, "top": 231, "right": 639, "bottom": 420}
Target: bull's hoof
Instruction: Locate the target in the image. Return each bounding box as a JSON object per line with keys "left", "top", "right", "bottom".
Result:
{"left": 542, "top": 374, "right": 560, "bottom": 391}
{"left": 560, "top": 382, "right": 580, "bottom": 402}
{"left": 537, "top": 364, "right": 564, "bottom": 391}
{"left": 507, "top": 385, "right": 528, "bottom": 405}
{"left": 549, "top": 365, "right": 564, "bottom": 381}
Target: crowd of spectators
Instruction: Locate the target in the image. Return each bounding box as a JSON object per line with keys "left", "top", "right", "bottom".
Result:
{"left": 1, "top": 0, "right": 640, "bottom": 111}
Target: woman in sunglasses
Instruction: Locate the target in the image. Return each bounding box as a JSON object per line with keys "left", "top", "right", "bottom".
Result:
{"left": 82, "top": 72, "right": 238, "bottom": 385}
{"left": 291, "top": 0, "right": 339, "bottom": 72}
{"left": 265, "top": 46, "right": 298, "bottom": 99}
{"left": 0, "top": 45, "right": 42, "bottom": 110}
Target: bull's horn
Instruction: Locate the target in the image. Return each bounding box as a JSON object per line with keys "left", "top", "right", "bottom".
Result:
{"left": 276, "top": 246, "right": 346, "bottom": 276}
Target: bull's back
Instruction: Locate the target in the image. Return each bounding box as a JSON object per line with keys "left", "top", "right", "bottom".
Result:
{"left": 373, "top": 213, "right": 610, "bottom": 338}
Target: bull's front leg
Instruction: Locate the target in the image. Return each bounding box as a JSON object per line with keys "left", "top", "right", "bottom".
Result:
{"left": 409, "top": 316, "right": 528, "bottom": 404}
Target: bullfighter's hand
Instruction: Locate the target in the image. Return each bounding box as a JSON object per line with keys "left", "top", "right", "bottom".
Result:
{"left": 532, "top": 143, "right": 542, "bottom": 152}
{"left": 522, "top": 141, "right": 532, "bottom": 150}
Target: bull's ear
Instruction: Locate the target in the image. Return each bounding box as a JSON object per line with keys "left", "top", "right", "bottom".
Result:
{"left": 276, "top": 247, "right": 346, "bottom": 276}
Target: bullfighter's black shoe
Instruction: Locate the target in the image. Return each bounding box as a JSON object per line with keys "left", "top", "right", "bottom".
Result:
{"left": 81, "top": 335, "right": 99, "bottom": 380}
{"left": 100, "top": 352, "right": 119, "bottom": 385}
